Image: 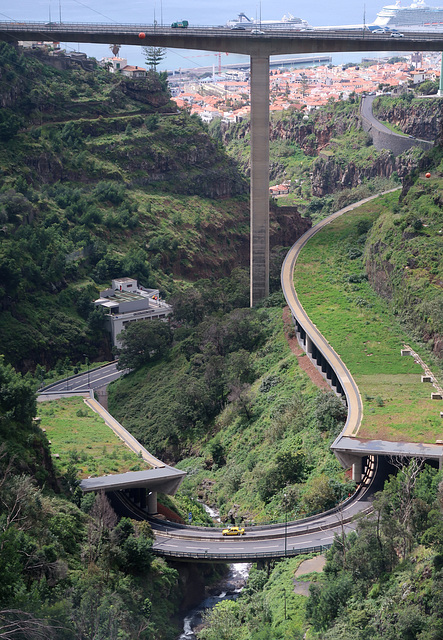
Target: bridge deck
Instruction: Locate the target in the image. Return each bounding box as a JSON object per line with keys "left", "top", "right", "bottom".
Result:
{"left": 1, "top": 22, "right": 443, "bottom": 55}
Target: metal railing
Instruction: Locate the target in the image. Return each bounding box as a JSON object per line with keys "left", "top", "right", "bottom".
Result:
{"left": 0, "top": 21, "right": 441, "bottom": 43}
{"left": 39, "top": 360, "right": 118, "bottom": 392}
{"left": 153, "top": 543, "right": 333, "bottom": 561}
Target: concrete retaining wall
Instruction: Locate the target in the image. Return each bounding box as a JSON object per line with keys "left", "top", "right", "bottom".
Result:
{"left": 361, "top": 99, "right": 434, "bottom": 156}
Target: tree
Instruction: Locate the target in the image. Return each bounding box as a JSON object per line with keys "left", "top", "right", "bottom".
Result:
{"left": 116, "top": 319, "right": 172, "bottom": 370}
{"left": 375, "top": 457, "right": 426, "bottom": 558}
{"left": 0, "top": 609, "right": 60, "bottom": 639}
{"left": 84, "top": 491, "right": 117, "bottom": 565}
{"left": 199, "top": 600, "right": 242, "bottom": 640}
{"left": 302, "top": 474, "right": 336, "bottom": 513}
{"left": 0, "top": 356, "right": 36, "bottom": 426}
{"left": 314, "top": 391, "right": 347, "bottom": 435}
{"left": 143, "top": 47, "right": 166, "bottom": 71}
{"left": 227, "top": 382, "right": 253, "bottom": 421}
{"left": 0, "top": 109, "right": 22, "bottom": 142}
{"left": 300, "top": 75, "right": 309, "bottom": 97}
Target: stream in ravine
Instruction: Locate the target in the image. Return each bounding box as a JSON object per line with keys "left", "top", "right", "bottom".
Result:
{"left": 176, "top": 505, "right": 251, "bottom": 640}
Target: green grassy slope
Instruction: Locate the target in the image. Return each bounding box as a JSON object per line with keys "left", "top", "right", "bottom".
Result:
{"left": 294, "top": 183, "right": 443, "bottom": 443}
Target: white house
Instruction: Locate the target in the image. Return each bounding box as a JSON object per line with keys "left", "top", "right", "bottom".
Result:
{"left": 121, "top": 65, "right": 147, "bottom": 79}
{"left": 100, "top": 56, "right": 128, "bottom": 73}
{"left": 94, "top": 278, "right": 172, "bottom": 347}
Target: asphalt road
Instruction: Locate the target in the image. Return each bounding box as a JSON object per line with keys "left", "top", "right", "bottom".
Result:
{"left": 112, "top": 455, "right": 390, "bottom": 561}
{"left": 40, "top": 362, "right": 125, "bottom": 393}
{"left": 1, "top": 22, "right": 443, "bottom": 56}
{"left": 361, "top": 94, "right": 432, "bottom": 144}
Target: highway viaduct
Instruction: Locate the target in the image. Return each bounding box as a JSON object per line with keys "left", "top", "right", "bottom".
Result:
{"left": 40, "top": 191, "right": 443, "bottom": 561}
{"left": 1, "top": 22, "right": 443, "bottom": 305}
{"left": 24, "top": 24, "right": 443, "bottom": 560}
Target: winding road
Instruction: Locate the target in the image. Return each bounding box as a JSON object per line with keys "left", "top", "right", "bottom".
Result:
{"left": 115, "top": 454, "right": 386, "bottom": 562}
{"left": 42, "top": 193, "right": 432, "bottom": 561}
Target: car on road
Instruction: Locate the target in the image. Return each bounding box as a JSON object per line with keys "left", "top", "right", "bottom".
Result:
{"left": 222, "top": 526, "right": 246, "bottom": 536}
{"left": 250, "top": 28, "right": 265, "bottom": 35}
{"left": 391, "top": 31, "right": 404, "bottom": 37}
{"left": 231, "top": 24, "right": 247, "bottom": 30}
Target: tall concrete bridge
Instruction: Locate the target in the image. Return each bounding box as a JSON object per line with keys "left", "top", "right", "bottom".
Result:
{"left": 2, "top": 22, "right": 443, "bottom": 304}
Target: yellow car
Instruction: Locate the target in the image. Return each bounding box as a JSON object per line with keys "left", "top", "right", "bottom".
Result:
{"left": 222, "top": 526, "right": 245, "bottom": 536}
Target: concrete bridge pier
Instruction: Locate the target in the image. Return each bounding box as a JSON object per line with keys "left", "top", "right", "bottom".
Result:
{"left": 352, "top": 458, "right": 363, "bottom": 483}
{"left": 147, "top": 490, "right": 158, "bottom": 515}
{"left": 438, "top": 52, "right": 443, "bottom": 97}
{"left": 250, "top": 55, "right": 270, "bottom": 306}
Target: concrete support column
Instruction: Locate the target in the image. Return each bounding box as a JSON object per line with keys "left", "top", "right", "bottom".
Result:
{"left": 147, "top": 490, "right": 157, "bottom": 515}
{"left": 438, "top": 52, "right": 443, "bottom": 97}
{"left": 352, "top": 458, "right": 363, "bottom": 483}
{"left": 306, "top": 336, "right": 313, "bottom": 357}
{"left": 250, "top": 55, "right": 270, "bottom": 306}
{"left": 139, "top": 488, "right": 147, "bottom": 510}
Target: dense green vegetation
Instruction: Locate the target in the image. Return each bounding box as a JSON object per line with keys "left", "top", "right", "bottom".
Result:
{"left": 0, "top": 43, "right": 250, "bottom": 372}
{"left": 0, "top": 357, "right": 188, "bottom": 639}
{"left": 198, "top": 556, "right": 316, "bottom": 639}
{"left": 304, "top": 460, "right": 443, "bottom": 640}
{"left": 109, "top": 288, "right": 353, "bottom": 524}
{"left": 365, "top": 167, "right": 443, "bottom": 358}
{"left": 1, "top": 39, "right": 442, "bottom": 640}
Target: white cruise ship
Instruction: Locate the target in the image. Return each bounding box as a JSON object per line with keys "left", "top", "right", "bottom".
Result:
{"left": 373, "top": 0, "right": 443, "bottom": 30}
{"left": 226, "top": 12, "right": 313, "bottom": 30}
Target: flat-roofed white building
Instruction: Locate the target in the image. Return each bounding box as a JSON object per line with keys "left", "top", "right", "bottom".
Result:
{"left": 94, "top": 278, "right": 172, "bottom": 347}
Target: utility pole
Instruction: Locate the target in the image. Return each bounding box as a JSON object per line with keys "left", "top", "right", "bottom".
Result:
{"left": 83, "top": 354, "right": 90, "bottom": 389}
{"left": 284, "top": 493, "right": 288, "bottom": 557}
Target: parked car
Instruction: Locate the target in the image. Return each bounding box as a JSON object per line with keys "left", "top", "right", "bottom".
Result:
{"left": 222, "top": 526, "right": 246, "bottom": 536}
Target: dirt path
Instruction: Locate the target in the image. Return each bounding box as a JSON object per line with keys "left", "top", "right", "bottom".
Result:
{"left": 293, "top": 555, "right": 327, "bottom": 596}
{"left": 283, "top": 306, "right": 330, "bottom": 392}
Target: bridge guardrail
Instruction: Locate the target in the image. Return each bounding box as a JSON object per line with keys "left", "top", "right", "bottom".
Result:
{"left": 39, "top": 360, "right": 118, "bottom": 392}
{"left": 153, "top": 543, "right": 333, "bottom": 561}
{"left": 0, "top": 21, "right": 441, "bottom": 44}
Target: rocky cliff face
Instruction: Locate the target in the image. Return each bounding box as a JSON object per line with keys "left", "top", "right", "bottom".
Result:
{"left": 373, "top": 98, "right": 442, "bottom": 141}
{"left": 167, "top": 201, "right": 311, "bottom": 279}
{"left": 310, "top": 147, "right": 424, "bottom": 197}
{"left": 269, "top": 106, "right": 361, "bottom": 155}
{"left": 225, "top": 99, "right": 441, "bottom": 198}
{"left": 223, "top": 104, "right": 361, "bottom": 157}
